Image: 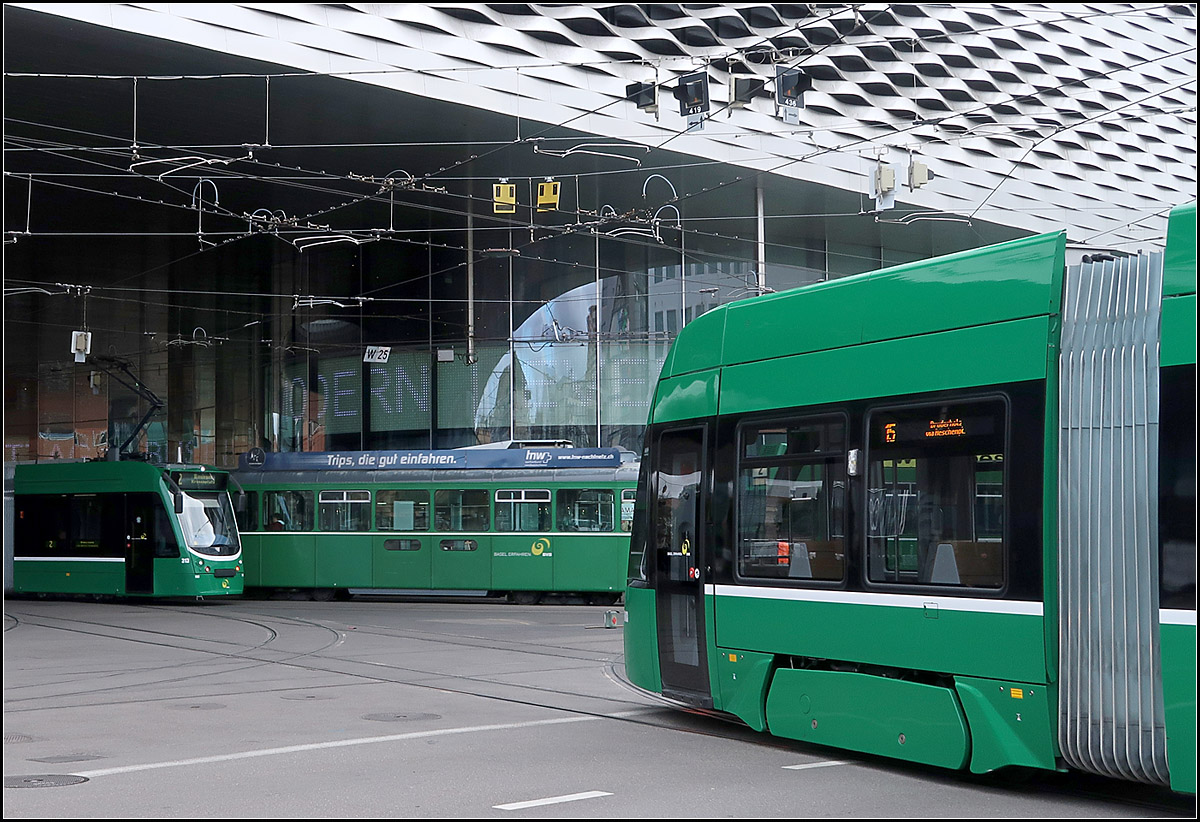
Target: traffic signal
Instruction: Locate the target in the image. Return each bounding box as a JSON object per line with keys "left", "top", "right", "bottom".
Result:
{"left": 731, "top": 76, "right": 766, "bottom": 107}
{"left": 673, "top": 71, "right": 710, "bottom": 116}
{"left": 626, "top": 81, "right": 658, "bottom": 113}
{"left": 493, "top": 182, "right": 516, "bottom": 214}
{"left": 775, "top": 66, "right": 812, "bottom": 109}
{"left": 536, "top": 180, "right": 560, "bottom": 212}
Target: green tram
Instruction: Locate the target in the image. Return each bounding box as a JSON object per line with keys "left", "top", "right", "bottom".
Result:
{"left": 12, "top": 460, "right": 245, "bottom": 598}
{"left": 233, "top": 447, "right": 639, "bottom": 603}
{"left": 624, "top": 202, "right": 1196, "bottom": 794}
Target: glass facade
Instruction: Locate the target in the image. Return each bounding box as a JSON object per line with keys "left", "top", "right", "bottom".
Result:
{"left": 4, "top": 192, "right": 994, "bottom": 468}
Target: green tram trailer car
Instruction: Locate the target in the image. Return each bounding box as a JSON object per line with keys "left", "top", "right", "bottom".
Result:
{"left": 13, "top": 461, "right": 245, "bottom": 598}
{"left": 233, "top": 447, "right": 639, "bottom": 603}
{"left": 624, "top": 202, "right": 1196, "bottom": 794}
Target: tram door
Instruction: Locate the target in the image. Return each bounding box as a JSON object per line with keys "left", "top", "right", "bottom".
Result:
{"left": 653, "top": 427, "right": 710, "bottom": 704}
{"left": 124, "top": 496, "right": 156, "bottom": 594}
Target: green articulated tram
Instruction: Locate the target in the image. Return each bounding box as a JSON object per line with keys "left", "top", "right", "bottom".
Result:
{"left": 12, "top": 460, "right": 244, "bottom": 598}
{"left": 624, "top": 202, "right": 1196, "bottom": 794}
{"left": 233, "top": 447, "right": 639, "bottom": 603}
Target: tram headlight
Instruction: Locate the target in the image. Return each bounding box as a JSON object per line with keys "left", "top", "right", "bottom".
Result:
{"left": 205, "top": 565, "right": 211, "bottom": 573}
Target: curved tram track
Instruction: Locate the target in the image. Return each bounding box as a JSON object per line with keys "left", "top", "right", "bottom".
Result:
{"left": 3, "top": 599, "right": 1192, "bottom": 817}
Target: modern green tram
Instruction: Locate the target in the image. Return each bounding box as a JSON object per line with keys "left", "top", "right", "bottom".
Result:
{"left": 232, "top": 447, "right": 639, "bottom": 603}
{"left": 624, "top": 202, "right": 1196, "bottom": 794}
{"left": 12, "top": 460, "right": 245, "bottom": 598}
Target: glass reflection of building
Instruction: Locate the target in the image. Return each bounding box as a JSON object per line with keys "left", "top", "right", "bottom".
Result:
{"left": 3, "top": 210, "right": 1015, "bottom": 466}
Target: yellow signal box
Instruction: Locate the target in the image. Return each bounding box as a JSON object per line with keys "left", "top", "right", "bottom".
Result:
{"left": 536, "top": 180, "right": 560, "bottom": 212}
{"left": 493, "top": 182, "right": 516, "bottom": 214}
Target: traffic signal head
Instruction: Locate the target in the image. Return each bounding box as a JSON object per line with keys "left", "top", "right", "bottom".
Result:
{"left": 626, "top": 81, "right": 658, "bottom": 113}
{"left": 731, "top": 76, "right": 766, "bottom": 107}
{"left": 775, "top": 67, "right": 812, "bottom": 108}
{"left": 673, "top": 71, "right": 710, "bottom": 116}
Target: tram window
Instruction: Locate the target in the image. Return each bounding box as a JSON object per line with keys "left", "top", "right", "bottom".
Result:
{"left": 737, "top": 417, "right": 846, "bottom": 582}
{"left": 495, "top": 489, "right": 551, "bottom": 532}
{"left": 264, "top": 490, "right": 314, "bottom": 531}
{"left": 235, "top": 491, "right": 259, "bottom": 532}
{"left": 627, "top": 456, "right": 651, "bottom": 584}
{"left": 621, "top": 489, "right": 636, "bottom": 532}
{"left": 434, "top": 489, "right": 489, "bottom": 532}
{"left": 1160, "top": 364, "right": 1196, "bottom": 610}
{"left": 556, "top": 489, "right": 614, "bottom": 532}
{"left": 14, "top": 494, "right": 58, "bottom": 557}
{"left": 128, "top": 493, "right": 179, "bottom": 558}
{"left": 440, "top": 539, "right": 478, "bottom": 552}
{"left": 318, "top": 490, "right": 371, "bottom": 531}
{"left": 376, "top": 490, "right": 429, "bottom": 531}
{"left": 866, "top": 398, "right": 1006, "bottom": 589}
{"left": 69, "top": 494, "right": 115, "bottom": 557}
{"left": 384, "top": 538, "right": 422, "bottom": 552}
{"left": 15, "top": 494, "right": 118, "bottom": 558}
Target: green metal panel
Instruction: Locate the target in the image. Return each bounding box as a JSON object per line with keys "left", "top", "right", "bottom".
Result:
{"left": 1163, "top": 201, "right": 1197, "bottom": 298}
{"left": 492, "top": 534, "right": 555, "bottom": 591}
{"left": 372, "top": 535, "right": 432, "bottom": 588}
{"left": 1161, "top": 294, "right": 1196, "bottom": 368}
{"left": 721, "top": 318, "right": 1052, "bottom": 417}
{"left": 431, "top": 536, "right": 492, "bottom": 589}
{"left": 714, "top": 648, "right": 774, "bottom": 731}
{"left": 242, "top": 534, "right": 263, "bottom": 586}
{"left": 666, "top": 303, "right": 728, "bottom": 378}
{"left": 152, "top": 557, "right": 196, "bottom": 597}
{"left": 721, "top": 279, "right": 864, "bottom": 369}
{"left": 315, "top": 534, "right": 372, "bottom": 587}
{"left": 715, "top": 591, "right": 1046, "bottom": 683}
{"left": 192, "top": 568, "right": 244, "bottom": 596}
{"left": 15, "top": 561, "right": 124, "bottom": 595}
{"left": 1161, "top": 621, "right": 1197, "bottom": 795}
{"left": 258, "top": 534, "right": 317, "bottom": 587}
{"left": 623, "top": 585, "right": 661, "bottom": 694}
{"left": 861, "top": 232, "right": 1065, "bottom": 344}
{"left": 651, "top": 369, "right": 720, "bottom": 424}
{"left": 551, "top": 534, "right": 627, "bottom": 593}
{"left": 766, "top": 667, "right": 970, "bottom": 769}
{"left": 954, "top": 677, "right": 1057, "bottom": 774}
{"left": 716, "top": 232, "right": 1065, "bottom": 371}
{"left": 14, "top": 460, "right": 167, "bottom": 494}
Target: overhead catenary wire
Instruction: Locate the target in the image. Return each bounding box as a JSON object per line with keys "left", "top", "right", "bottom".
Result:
{"left": 3, "top": 4, "right": 1192, "bottom": 308}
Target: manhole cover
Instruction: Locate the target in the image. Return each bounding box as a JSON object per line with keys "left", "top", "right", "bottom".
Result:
{"left": 3, "top": 734, "right": 34, "bottom": 744}
{"left": 5, "top": 774, "right": 89, "bottom": 789}
{"left": 165, "top": 702, "right": 226, "bottom": 711}
{"left": 30, "top": 755, "right": 105, "bottom": 764}
{"left": 362, "top": 712, "right": 441, "bottom": 722}
{"left": 281, "top": 694, "right": 334, "bottom": 701}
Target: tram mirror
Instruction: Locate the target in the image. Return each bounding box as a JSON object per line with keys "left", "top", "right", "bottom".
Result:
{"left": 174, "top": 490, "right": 185, "bottom": 515}
{"left": 235, "top": 493, "right": 246, "bottom": 513}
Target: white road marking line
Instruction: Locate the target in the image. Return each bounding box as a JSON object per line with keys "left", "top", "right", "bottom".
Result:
{"left": 494, "top": 791, "right": 612, "bottom": 810}
{"left": 71, "top": 715, "right": 601, "bottom": 778}
{"left": 782, "top": 760, "right": 853, "bottom": 770}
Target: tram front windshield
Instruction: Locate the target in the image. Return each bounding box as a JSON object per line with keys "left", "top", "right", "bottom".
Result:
{"left": 179, "top": 492, "right": 241, "bottom": 556}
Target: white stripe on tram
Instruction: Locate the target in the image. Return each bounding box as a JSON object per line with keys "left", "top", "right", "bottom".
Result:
{"left": 15, "top": 556, "right": 124, "bottom": 563}
{"left": 1161, "top": 609, "right": 1197, "bottom": 626}
{"left": 711, "top": 583, "right": 1044, "bottom": 617}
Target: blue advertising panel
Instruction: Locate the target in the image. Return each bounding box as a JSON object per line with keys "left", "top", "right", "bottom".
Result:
{"left": 239, "top": 447, "right": 623, "bottom": 471}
